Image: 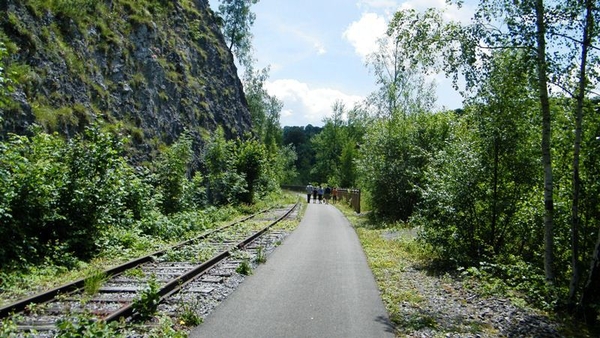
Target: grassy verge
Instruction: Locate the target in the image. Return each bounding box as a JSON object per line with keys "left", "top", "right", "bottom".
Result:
{"left": 336, "top": 203, "right": 599, "bottom": 338}
{"left": 335, "top": 205, "right": 426, "bottom": 333}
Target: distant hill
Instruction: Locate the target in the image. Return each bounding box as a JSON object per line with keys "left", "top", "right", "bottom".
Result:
{"left": 0, "top": 0, "right": 251, "bottom": 164}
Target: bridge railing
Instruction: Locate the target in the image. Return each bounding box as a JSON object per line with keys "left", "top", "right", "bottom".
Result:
{"left": 281, "top": 185, "right": 361, "bottom": 214}
{"left": 336, "top": 188, "right": 361, "bottom": 214}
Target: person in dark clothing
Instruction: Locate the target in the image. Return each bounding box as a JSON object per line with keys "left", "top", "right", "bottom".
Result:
{"left": 324, "top": 186, "right": 331, "bottom": 204}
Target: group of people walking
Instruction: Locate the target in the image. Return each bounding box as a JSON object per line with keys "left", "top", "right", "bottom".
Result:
{"left": 305, "top": 184, "right": 338, "bottom": 204}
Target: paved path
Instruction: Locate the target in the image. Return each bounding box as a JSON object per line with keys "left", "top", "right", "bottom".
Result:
{"left": 189, "top": 202, "right": 395, "bottom": 338}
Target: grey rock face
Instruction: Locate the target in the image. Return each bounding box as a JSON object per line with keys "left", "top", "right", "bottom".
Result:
{"left": 1, "top": 0, "right": 251, "bottom": 163}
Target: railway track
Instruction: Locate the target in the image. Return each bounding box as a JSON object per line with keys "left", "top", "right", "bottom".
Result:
{"left": 0, "top": 202, "right": 299, "bottom": 336}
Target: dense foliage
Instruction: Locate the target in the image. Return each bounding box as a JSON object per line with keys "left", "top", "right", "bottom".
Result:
{"left": 301, "top": 0, "right": 600, "bottom": 324}
{"left": 0, "top": 41, "right": 10, "bottom": 108}
{"left": 0, "top": 125, "right": 283, "bottom": 270}
{"left": 282, "top": 124, "right": 322, "bottom": 185}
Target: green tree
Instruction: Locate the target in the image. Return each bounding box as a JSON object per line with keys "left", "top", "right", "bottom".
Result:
{"left": 357, "top": 111, "right": 449, "bottom": 221}
{"left": 263, "top": 95, "right": 283, "bottom": 153}
{"left": 244, "top": 66, "right": 269, "bottom": 139}
{"left": 565, "top": 0, "right": 599, "bottom": 306}
{"left": 366, "top": 35, "right": 436, "bottom": 119}
{"left": 234, "top": 137, "right": 266, "bottom": 203}
{"left": 386, "top": 0, "right": 599, "bottom": 285}
{"left": 203, "top": 127, "right": 247, "bottom": 205}
{"left": 416, "top": 50, "right": 541, "bottom": 262}
{"left": 283, "top": 125, "right": 321, "bottom": 184}
{"left": 217, "top": 0, "right": 259, "bottom": 66}
{"left": 154, "top": 133, "right": 193, "bottom": 215}
{"left": 311, "top": 101, "right": 347, "bottom": 185}
{"left": 578, "top": 99, "right": 600, "bottom": 318}
{"left": 338, "top": 141, "right": 356, "bottom": 188}
{"left": 273, "top": 144, "right": 298, "bottom": 185}
{"left": 243, "top": 66, "right": 283, "bottom": 153}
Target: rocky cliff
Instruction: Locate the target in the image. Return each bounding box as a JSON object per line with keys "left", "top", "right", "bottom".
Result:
{"left": 0, "top": 0, "right": 251, "bottom": 161}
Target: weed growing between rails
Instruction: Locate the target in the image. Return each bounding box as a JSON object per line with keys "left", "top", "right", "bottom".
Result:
{"left": 83, "top": 266, "right": 107, "bottom": 296}
{"left": 236, "top": 260, "right": 253, "bottom": 276}
{"left": 177, "top": 296, "right": 203, "bottom": 327}
{"left": 255, "top": 246, "right": 267, "bottom": 264}
{"left": 57, "top": 312, "right": 125, "bottom": 338}
{"left": 132, "top": 276, "right": 161, "bottom": 322}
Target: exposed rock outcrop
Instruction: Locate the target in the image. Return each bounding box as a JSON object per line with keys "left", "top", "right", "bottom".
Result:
{"left": 0, "top": 0, "right": 251, "bottom": 162}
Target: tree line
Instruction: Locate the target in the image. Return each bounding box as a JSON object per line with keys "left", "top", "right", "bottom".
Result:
{"left": 292, "top": 0, "right": 599, "bottom": 323}
{"left": 0, "top": 124, "right": 291, "bottom": 269}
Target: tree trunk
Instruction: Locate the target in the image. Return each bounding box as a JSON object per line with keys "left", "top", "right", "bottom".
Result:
{"left": 569, "top": 0, "right": 594, "bottom": 307}
{"left": 579, "top": 229, "right": 600, "bottom": 324}
{"left": 491, "top": 137, "right": 499, "bottom": 252}
{"left": 534, "top": 0, "right": 555, "bottom": 283}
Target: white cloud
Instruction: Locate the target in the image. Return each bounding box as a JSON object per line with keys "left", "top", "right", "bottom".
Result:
{"left": 265, "top": 79, "right": 364, "bottom": 126}
{"left": 314, "top": 42, "right": 327, "bottom": 55}
{"left": 281, "top": 109, "right": 294, "bottom": 118}
{"left": 284, "top": 25, "right": 328, "bottom": 56}
{"left": 396, "top": 0, "right": 474, "bottom": 23}
{"left": 343, "top": 13, "right": 388, "bottom": 60}
{"left": 358, "top": 0, "right": 399, "bottom": 10}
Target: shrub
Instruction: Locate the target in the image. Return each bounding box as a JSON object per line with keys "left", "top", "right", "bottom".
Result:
{"left": 132, "top": 276, "right": 161, "bottom": 322}
{"left": 0, "top": 131, "right": 67, "bottom": 268}
{"left": 0, "top": 125, "right": 154, "bottom": 267}
{"left": 153, "top": 133, "right": 193, "bottom": 215}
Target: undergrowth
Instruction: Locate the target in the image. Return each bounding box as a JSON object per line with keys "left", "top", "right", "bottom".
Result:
{"left": 131, "top": 276, "right": 161, "bottom": 322}
{"left": 336, "top": 203, "right": 598, "bottom": 337}
{"left": 56, "top": 312, "right": 124, "bottom": 338}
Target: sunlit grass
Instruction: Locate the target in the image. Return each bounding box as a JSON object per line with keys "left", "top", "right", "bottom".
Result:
{"left": 83, "top": 267, "right": 107, "bottom": 296}
{"left": 335, "top": 203, "right": 432, "bottom": 332}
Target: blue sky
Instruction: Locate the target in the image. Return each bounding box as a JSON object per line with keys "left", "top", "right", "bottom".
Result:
{"left": 208, "top": 0, "right": 476, "bottom": 127}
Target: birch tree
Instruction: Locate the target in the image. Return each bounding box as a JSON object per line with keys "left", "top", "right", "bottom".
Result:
{"left": 216, "top": 0, "right": 259, "bottom": 67}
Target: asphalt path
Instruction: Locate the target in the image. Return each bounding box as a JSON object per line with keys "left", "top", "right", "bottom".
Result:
{"left": 189, "top": 201, "right": 395, "bottom": 338}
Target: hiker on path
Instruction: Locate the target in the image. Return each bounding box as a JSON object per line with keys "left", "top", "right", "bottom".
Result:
{"left": 306, "top": 184, "right": 313, "bottom": 203}
{"left": 318, "top": 186, "right": 324, "bottom": 204}
{"left": 332, "top": 187, "right": 338, "bottom": 204}
{"left": 312, "top": 186, "right": 318, "bottom": 203}
{"left": 324, "top": 186, "right": 331, "bottom": 204}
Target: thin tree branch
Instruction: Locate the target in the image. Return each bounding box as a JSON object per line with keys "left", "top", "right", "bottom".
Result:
{"left": 549, "top": 32, "right": 600, "bottom": 52}
{"left": 477, "top": 44, "right": 533, "bottom": 50}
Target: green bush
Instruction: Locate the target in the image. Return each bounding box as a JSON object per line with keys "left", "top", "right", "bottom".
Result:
{"left": 203, "top": 127, "right": 247, "bottom": 205}
{"left": 0, "top": 125, "right": 155, "bottom": 268}
{"left": 357, "top": 112, "right": 450, "bottom": 222}
{"left": 153, "top": 133, "right": 193, "bottom": 215}
{"left": 0, "top": 131, "right": 68, "bottom": 268}
{"left": 234, "top": 138, "right": 267, "bottom": 204}
{"left": 55, "top": 126, "right": 135, "bottom": 259}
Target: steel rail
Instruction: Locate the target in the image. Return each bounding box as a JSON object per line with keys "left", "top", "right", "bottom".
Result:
{"left": 0, "top": 210, "right": 266, "bottom": 318}
{"left": 105, "top": 202, "right": 298, "bottom": 323}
